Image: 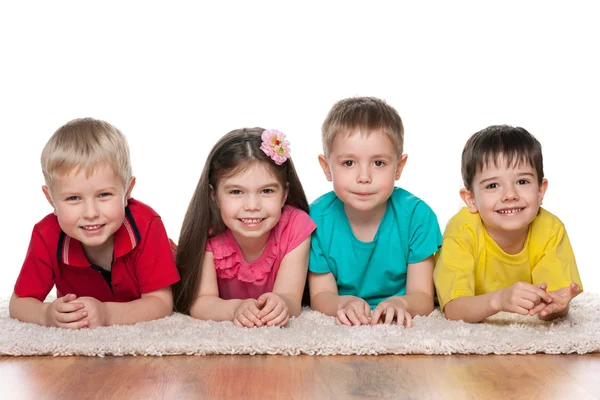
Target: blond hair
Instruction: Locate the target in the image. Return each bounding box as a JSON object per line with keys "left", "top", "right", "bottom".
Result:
{"left": 41, "top": 118, "right": 132, "bottom": 189}
{"left": 321, "top": 97, "right": 404, "bottom": 157}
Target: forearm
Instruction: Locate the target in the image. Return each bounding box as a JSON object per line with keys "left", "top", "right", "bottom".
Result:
{"left": 274, "top": 292, "right": 302, "bottom": 317}
{"left": 9, "top": 294, "right": 49, "bottom": 326}
{"left": 389, "top": 292, "right": 434, "bottom": 316}
{"left": 189, "top": 296, "right": 243, "bottom": 321}
{"left": 104, "top": 296, "right": 173, "bottom": 326}
{"left": 311, "top": 292, "right": 360, "bottom": 317}
{"left": 443, "top": 292, "right": 500, "bottom": 323}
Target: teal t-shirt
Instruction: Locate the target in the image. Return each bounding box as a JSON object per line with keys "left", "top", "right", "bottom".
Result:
{"left": 309, "top": 187, "right": 442, "bottom": 308}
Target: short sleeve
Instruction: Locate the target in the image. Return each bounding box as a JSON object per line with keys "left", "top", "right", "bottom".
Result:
{"left": 433, "top": 235, "right": 477, "bottom": 310}
{"left": 407, "top": 201, "right": 442, "bottom": 264}
{"left": 280, "top": 208, "right": 317, "bottom": 254}
{"left": 308, "top": 230, "right": 331, "bottom": 274}
{"left": 134, "top": 218, "right": 181, "bottom": 293}
{"left": 531, "top": 225, "right": 582, "bottom": 291}
{"left": 14, "top": 227, "right": 56, "bottom": 301}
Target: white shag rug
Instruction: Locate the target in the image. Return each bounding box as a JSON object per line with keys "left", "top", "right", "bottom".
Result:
{"left": 1, "top": 293, "right": 599, "bottom": 357}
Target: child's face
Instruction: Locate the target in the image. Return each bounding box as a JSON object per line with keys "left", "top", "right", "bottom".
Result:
{"left": 214, "top": 163, "right": 288, "bottom": 246}
{"left": 319, "top": 130, "right": 407, "bottom": 215}
{"left": 461, "top": 155, "right": 548, "bottom": 239}
{"left": 43, "top": 164, "right": 134, "bottom": 253}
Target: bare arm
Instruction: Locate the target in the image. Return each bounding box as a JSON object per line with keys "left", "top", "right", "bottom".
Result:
{"left": 389, "top": 256, "right": 435, "bottom": 316}
{"left": 444, "top": 282, "right": 553, "bottom": 323}
{"left": 309, "top": 271, "right": 366, "bottom": 317}
{"left": 269, "top": 237, "right": 311, "bottom": 317}
{"left": 103, "top": 286, "right": 174, "bottom": 325}
{"left": 188, "top": 252, "right": 244, "bottom": 321}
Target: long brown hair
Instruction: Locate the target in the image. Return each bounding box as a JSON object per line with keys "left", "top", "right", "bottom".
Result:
{"left": 173, "top": 128, "right": 310, "bottom": 314}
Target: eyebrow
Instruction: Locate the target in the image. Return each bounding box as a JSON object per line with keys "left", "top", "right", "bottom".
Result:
{"left": 335, "top": 153, "right": 393, "bottom": 159}
{"left": 221, "top": 182, "right": 280, "bottom": 190}
{"left": 479, "top": 172, "right": 536, "bottom": 185}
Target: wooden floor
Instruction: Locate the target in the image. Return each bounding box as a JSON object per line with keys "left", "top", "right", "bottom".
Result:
{"left": 1, "top": 354, "right": 599, "bottom": 399}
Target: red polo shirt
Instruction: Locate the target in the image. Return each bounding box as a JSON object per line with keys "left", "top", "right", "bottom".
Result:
{"left": 14, "top": 198, "right": 180, "bottom": 302}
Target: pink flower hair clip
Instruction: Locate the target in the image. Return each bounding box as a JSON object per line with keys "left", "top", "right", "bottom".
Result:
{"left": 260, "top": 129, "right": 291, "bottom": 165}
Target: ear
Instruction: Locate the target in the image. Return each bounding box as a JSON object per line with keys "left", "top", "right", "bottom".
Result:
{"left": 282, "top": 182, "right": 289, "bottom": 207}
{"left": 460, "top": 188, "right": 478, "bottom": 213}
{"left": 124, "top": 177, "right": 136, "bottom": 207}
{"left": 395, "top": 154, "right": 409, "bottom": 180}
{"left": 209, "top": 184, "right": 216, "bottom": 201}
{"left": 318, "top": 155, "right": 332, "bottom": 182}
{"left": 42, "top": 186, "right": 57, "bottom": 215}
{"left": 538, "top": 178, "right": 548, "bottom": 205}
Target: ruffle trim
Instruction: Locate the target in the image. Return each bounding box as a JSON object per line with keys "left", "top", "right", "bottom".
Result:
{"left": 211, "top": 241, "right": 276, "bottom": 283}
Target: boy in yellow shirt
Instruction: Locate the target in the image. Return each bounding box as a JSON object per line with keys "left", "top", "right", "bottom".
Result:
{"left": 434, "top": 125, "right": 582, "bottom": 322}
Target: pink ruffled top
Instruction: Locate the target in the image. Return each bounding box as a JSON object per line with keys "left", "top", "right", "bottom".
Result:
{"left": 206, "top": 206, "right": 316, "bottom": 300}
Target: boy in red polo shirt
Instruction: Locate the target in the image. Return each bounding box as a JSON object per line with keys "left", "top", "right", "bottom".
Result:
{"left": 9, "top": 118, "right": 180, "bottom": 329}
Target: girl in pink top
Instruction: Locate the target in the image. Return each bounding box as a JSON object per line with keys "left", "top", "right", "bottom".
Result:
{"left": 174, "top": 128, "right": 316, "bottom": 328}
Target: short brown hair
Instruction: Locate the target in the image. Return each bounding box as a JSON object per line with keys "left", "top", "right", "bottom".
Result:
{"left": 321, "top": 97, "right": 404, "bottom": 157}
{"left": 461, "top": 125, "right": 544, "bottom": 191}
{"left": 41, "top": 118, "right": 132, "bottom": 189}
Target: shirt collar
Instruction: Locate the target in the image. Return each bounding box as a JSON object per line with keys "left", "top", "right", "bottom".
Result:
{"left": 57, "top": 205, "right": 141, "bottom": 266}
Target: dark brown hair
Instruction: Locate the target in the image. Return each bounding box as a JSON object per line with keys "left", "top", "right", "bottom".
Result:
{"left": 321, "top": 97, "right": 404, "bottom": 157}
{"left": 461, "top": 125, "right": 544, "bottom": 191}
{"left": 173, "top": 128, "right": 310, "bottom": 314}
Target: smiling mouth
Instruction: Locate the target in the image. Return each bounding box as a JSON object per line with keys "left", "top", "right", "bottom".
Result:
{"left": 496, "top": 208, "right": 524, "bottom": 215}
{"left": 80, "top": 224, "right": 105, "bottom": 230}
{"left": 239, "top": 218, "right": 265, "bottom": 224}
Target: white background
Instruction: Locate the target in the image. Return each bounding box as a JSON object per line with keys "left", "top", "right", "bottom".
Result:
{"left": 1, "top": 1, "right": 598, "bottom": 297}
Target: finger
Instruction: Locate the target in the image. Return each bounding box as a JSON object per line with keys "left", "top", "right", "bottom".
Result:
{"left": 256, "top": 293, "right": 269, "bottom": 308}
{"left": 364, "top": 302, "right": 372, "bottom": 322}
{"left": 262, "top": 303, "right": 285, "bottom": 324}
{"left": 570, "top": 283, "right": 581, "bottom": 298}
{"left": 404, "top": 312, "right": 413, "bottom": 328}
{"left": 370, "top": 306, "right": 384, "bottom": 326}
{"left": 237, "top": 314, "right": 255, "bottom": 328}
{"left": 528, "top": 301, "right": 548, "bottom": 316}
{"left": 267, "top": 310, "right": 289, "bottom": 327}
{"left": 335, "top": 317, "right": 343, "bottom": 325}
{"left": 233, "top": 318, "right": 243, "bottom": 328}
{"left": 345, "top": 308, "right": 362, "bottom": 326}
{"left": 336, "top": 310, "right": 353, "bottom": 326}
{"left": 55, "top": 301, "right": 85, "bottom": 313}
{"left": 61, "top": 293, "right": 78, "bottom": 303}
{"left": 384, "top": 307, "right": 395, "bottom": 325}
{"left": 257, "top": 298, "right": 278, "bottom": 319}
{"left": 530, "top": 286, "right": 553, "bottom": 303}
{"left": 537, "top": 282, "right": 548, "bottom": 291}
{"left": 56, "top": 310, "right": 88, "bottom": 323}
{"left": 243, "top": 309, "right": 263, "bottom": 327}
{"left": 352, "top": 304, "right": 370, "bottom": 325}
{"left": 540, "top": 303, "right": 560, "bottom": 317}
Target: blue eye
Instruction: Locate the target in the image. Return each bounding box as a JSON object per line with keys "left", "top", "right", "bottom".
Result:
{"left": 66, "top": 196, "right": 80, "bottom": 201}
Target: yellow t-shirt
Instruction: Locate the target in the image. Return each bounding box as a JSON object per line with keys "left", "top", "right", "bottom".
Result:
{"left": 434, "top": 207, "right": 582, "bottom": 310}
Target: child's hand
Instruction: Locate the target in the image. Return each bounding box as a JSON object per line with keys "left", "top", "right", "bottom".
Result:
{"left": 493, "top": 282, "right": 553, "bottom": 315}
{"left": 371, "top": 298, "right": 413, "bottom": 327}
{"left": 532, "top": 282, "right": 581, "bottom": 318}
{"left": 43, "top": 293, "right": 88, "bottom": 329}
{"left": 233, "top": 298, "right": 263, "bottom": 328}
{"left": 336, "top": 297, "right": 371, "bottom": 326}
{"left": 73, "top": 296, "right": 108, "bottom": 328}
{"left": 256, "top": 292, "right": 289, "bottom": 327}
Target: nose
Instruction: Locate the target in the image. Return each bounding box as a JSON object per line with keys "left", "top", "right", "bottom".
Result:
{"left": 502, "top": 184, "right": 520, "bottom": 202}
{"left": 82, "top": 199, "right": 100, "bottom": 219}
{"left": 356, "top": 165, "right": 372, "bottom": 184}
{"left": 243, "top": 194, "right": 261, "bottom": 211}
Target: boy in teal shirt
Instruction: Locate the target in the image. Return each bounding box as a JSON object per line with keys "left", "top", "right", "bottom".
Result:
{"left": 309, "top": 97, "right": 442, "bottom": 327}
